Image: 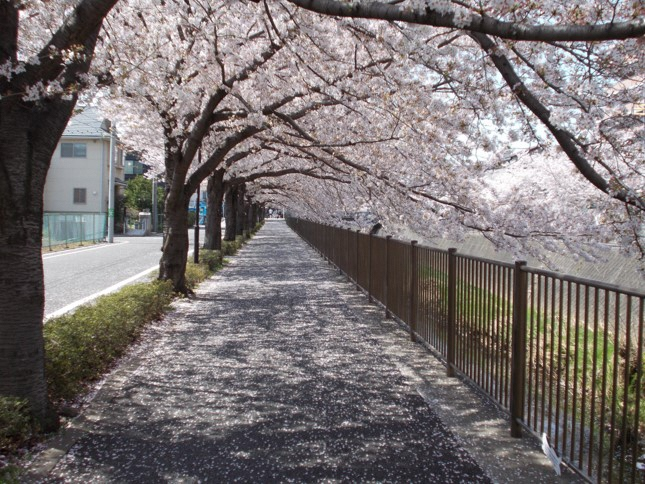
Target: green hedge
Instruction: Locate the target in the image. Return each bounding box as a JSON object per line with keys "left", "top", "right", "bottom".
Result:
{"left": 199, "top": 250, "right": 224, "bottom": 272}
{"left": 44, "top": 280, "right": 175, "bottom": 402}
{"left": 220, "top": 236, "right": 243, "bottom": 256}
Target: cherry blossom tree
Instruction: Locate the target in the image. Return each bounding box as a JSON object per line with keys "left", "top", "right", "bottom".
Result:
{"left": 3, "top": 0, "right": 642, "bottom": 430}
{"left": 276, "top": 0, "right": 644, "bottom": 260}
{"left": 96, "top": 0, "right": 290, "bottom": 291}
{"left": 209, "top": 147, "right": 350, "bottom": 246}
{"left": 0, "top": 0, "right": 119, "bottom": 427}
{"left": 98, "top": 0, "right": 409, "bottom": 292}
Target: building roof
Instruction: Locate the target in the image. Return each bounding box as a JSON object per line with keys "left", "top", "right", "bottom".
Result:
{"left": 62, "top": 106, "right": 111, "bottom": 138}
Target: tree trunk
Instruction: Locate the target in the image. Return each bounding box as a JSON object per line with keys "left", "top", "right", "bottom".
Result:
{"left": 223, "top": 184, "right": 237, "bottom": 241}
{"left": 0, "top": 101, "right": 70, "bottom": 430}
{"left": 254, "top": 203, "right": 261, "bottom": 225}
{"left": 158, "top": 155, "right": 191, "bottom": 294}
{"left": 0, "top": 5, "right": 110, "bottom": 427}
{"left": 247, "top": 202, "right": 256, "bottom": 232}
{"left": 235, "top": 184, "right": 246, "bottom": 237}
{"left": 203, "top": 169, "right": 224, "bottom": 250}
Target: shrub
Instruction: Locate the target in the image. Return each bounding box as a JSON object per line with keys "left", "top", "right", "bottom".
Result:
{"left": 200, "top": 250, "right": 223, "bottom": 272}
{"left": 0, "top": 464, "right": 20, "bottom": 483}
{"left": 184, "top": 261, "right": 211, "bottom": 290}
{"left": 0, "top": 397, "right": 36, "bottom": 454}
{"left": 185, "top": 250, "right": 227, "bottom": 288}
{"left": 221, "top": 238, "right": 244, "bottom": 256}
{"left": 44, "top": 280, "right": 174, "bottom": 402}
{"left": 220, "top": 241, "right": 234, "bottom": 256}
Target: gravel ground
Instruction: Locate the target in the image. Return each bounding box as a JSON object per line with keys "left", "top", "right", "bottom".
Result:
{"left": 27, "top": 221, "right": 575, "bottom": 483}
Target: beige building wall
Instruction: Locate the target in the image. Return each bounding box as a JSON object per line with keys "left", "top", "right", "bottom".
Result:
{"left": 44, "top": 137, "right": 124, "bottom": 213}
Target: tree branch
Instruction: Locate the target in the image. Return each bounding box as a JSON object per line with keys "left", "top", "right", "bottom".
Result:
{"left": 273, "top": 111, "right": 475, "bottom": 213}
{"left": 285, "top": 0, "right": 645, "bottom": 42}
{"left": 471, "top": 32, "right": 645, "bottom": 211}
{"left": 181, "top": 38, "right": 287, "bottom": 172}
{"left": 229, "top": 167, "right": 349, "bottom": 185}
{"left": 27, "top": 0, "right": 119, "bottom": 86}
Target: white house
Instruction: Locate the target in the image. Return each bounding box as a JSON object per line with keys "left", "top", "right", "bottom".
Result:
{"left": 44, "top": 106, "right": 125, "bottom": 215}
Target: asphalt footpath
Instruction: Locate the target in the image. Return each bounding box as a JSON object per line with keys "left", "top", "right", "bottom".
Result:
{"left": 26, "top": 220, "right": 581, "bottom": 483}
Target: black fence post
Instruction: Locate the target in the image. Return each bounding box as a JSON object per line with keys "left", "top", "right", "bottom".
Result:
{"left": 510, "top": 260, "right": 528, "bottom": 438}
{"left": 332, "top": 226, "right": 336, "bottom": 267}
{"left": 356, "top": 229, "right": 360, "bottom": 290}
{"left": 320, "top": 224, "right": 325, "bottom": 259}
{"left": 409, "top": 240, "right": 418, "bottom": 342}
{"left": 346, "top": 229, "right": 351, "bottom": 281}
{"left": 337, "top": 227, "right": 342, "bottom": 275}
{"left": 368, "top": 232, "right": 373, "bottom": 303}
{"left": 328, "top": 225, "right": 332, "bottom": 264}
{"left": 385, "top": 235, "right": 392, "bottom": 319}
{"left": 325, "top": 225, "right": 329, "bottom": 260}
{"left": 447, "top": 248, "right": 457, "bottom": 377}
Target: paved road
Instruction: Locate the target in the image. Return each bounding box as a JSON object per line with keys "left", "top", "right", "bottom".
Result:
{"left": 43, "top": 229, "right": 201, "bottom": 318}
{"left": 33, "top": 220, "right": 494, "bottom": 483}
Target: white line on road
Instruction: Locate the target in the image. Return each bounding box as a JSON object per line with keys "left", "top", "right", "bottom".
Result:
{"left": 45, "top": 264, "right": 159, "bottom": 320}
{"left": 43, "top": 241, "right": 129, "bottom": 259}
{"left": 44, "top": 248, "right": 195, "bottom": 321}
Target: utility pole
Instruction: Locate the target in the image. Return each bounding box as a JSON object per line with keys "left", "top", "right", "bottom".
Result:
{"left": 152, "top": 176, "right": 158, "bottom": 233}
{"left": 107, "top": 122, "right": 116, "bottom": 243}
{"left": 194, "top": 147, "right": 201, "bottom": 264}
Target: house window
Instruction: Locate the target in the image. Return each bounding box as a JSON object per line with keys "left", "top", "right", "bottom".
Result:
{"left": 73, "top": 188, "right": 87, "bottom": 204}
{"left": 61, "top": 142, "right": 87, "bottom": 158}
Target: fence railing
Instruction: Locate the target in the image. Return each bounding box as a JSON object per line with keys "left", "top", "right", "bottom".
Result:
{"left": 43, "top": 212, "right": 107, "bottom": 250}
{"left": 286, "top": 217, "right": 644, "bottom": 484}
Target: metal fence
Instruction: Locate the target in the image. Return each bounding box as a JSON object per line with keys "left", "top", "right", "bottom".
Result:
{"left": 43, "top": 212, "right": 107, "bottom": 250}
{"left": 287, "top": 217, "right": 644, "bottom": 483}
